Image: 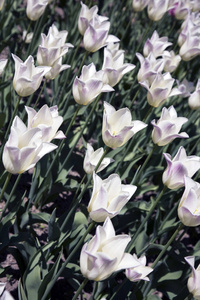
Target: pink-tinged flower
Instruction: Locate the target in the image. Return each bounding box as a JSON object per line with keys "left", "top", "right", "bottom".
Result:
{"left": 78, "top": 2, "right": 108, "bottom": 35}
{"left": 12, "top": 54, "right": 50, "bottom": 97}
{"left": 178, "top": 176, "right": 200, "bottom": 227}
{"left": 125, "top": 254, "right": 153, "bottom": 282}
{"left": 2, "top": 116, "right": 57, "bottom": 174}
{"left": 132, "top": 0, "right": 149, "bottom": 11}
{"left": 102, "top": 43, "right": 135, "bottom": 87}
{"left": 25, "top": 104, "right": 65, "bottom": 143}
{"left": 26, "top": 0, "right": 49, "bottom": 21}
{"left": 185, "top": 256, "right": 200, "bottom": 299}
{"left": 151, "top": 106, "right": 188, "bottom": 146}
{"left": 37, "top": 24, "right": 73, "bottom": 80}
{"left": 179, "top": 32, "right": 200, "bottom": 61}
{"left": 0, "top": 0, "right": 5, "bottom": 10}
{"left": 162, "top": 50, "right": 181, "bottom": 73}
{"left": 80, "top": 217, "right": 140, "bottom": 281}
{"left": 172, "top": 0, "right": 191, "bottom": 20}
{"left": 188, "top": 79, "right": 200, "bottom": 109}
{"left": 72, "top": 63, "right": 114, "bottom": 105}
{"left": 147, "top": 0, "right": 170, "bottom": 21}
{"left": 102, "top": 101, "right": 147, "bottom": 149}
{"left": 143, "top": 31, "right": 172, "bottom": 58}
{"left": 178, "top": 12, "right": 200, "bottom": 47}
{"left": 191, "top": 0, "right": 200, "bottom": 12}
{"left": 83, "top": 143, "right": 113, "bottom": 174}
{"left": 140, "top": 72, "right": 181, "bottom": 107}
{"left": 162, "top": 146, "right": 200, "bottom": 190}
{"left": 136, "top": 52, "right": 165, "bottom": 83}
{"left": 88, "top": 173, "right": 137, "bottom": 222}
{"left": 176, "top": 78, "right": 195, "bottom": 97}
{"left": 0, "top": 58, "right": 8, "bottom": 76}
{"left": 83, "top": 16, "right": 119, "bottom": 52}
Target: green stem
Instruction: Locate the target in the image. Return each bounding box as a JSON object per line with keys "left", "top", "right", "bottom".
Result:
{"left": 41, "top": 221, "right": 95, "bottom": 300}
{"left": 151, "top": 222, "right": 184, "bottom": 268}
{"left": 72, "top": 278, "right": 89, "bottom": 300}
{"left": 127, "top": 186, "right": 168, "bottom": 252}
{"left": 60, "top": 146, "right": 110, "bottom": 232}
{"left": 33, "top": 78, "right": 47, "bottom": 109}
{"left": 20, "top": 20, "right": 32, "bottom": 53}
{"left": 132, "top": 86, "right": 141, "bottom": 105}
{"left": 0, "top": 172, "right": 12, "bottom": 221}
{"left": 133, "top": 144, "right": 157, "bottom": 184}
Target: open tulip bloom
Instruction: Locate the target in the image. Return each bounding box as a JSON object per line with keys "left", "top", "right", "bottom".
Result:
{"left": 80, "top": 217, "right": 140, "bottom": 281}
{"left": 125, "top": 254, "right": 153, "bottom": 282}
{"left": 72, "top": 63, "right": 114, "bottom": 105}
{"left": 12, "top": 54, "right": 51, "bottom": 97}
{"left": 143, "top": 31, "right": 172, "bottom": 58}
{"left": 102, "top": 101, "right": 147, "bottom": 149}
{"left": 178, "top": 176, "right": 200, "bottom": 227}
{"left": 162, "top": 146, "right": 200, "bottom": 190}
{"left": 2, "top": 116, "right": 57, "bottom": 174}
{"left": 151, "top": 106, "right": 189, "bottom": 146}
{"left": 83, "top": 143, "right": 114, "bottom": 174}
{"left": 88, "top": 173, "right": 137, "bottom": 222}
{"left": 185, "top": 256, "right": 200, "bottom": 299}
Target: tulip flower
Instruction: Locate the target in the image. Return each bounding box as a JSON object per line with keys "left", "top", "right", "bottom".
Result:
{"left": 88, "top": 173, "right": 137, "bottom": 222}
{"left": 179, "top": 32, "right": 200, "bottom": 61}
{"left": 0, "top": 58, "right": 8, "bottom": 76}
{"left": 151, "top": 106, "right": 188, "bottom": 146}
{"left": 162, "top": 50, "right": 181, "bottom": 73}
{"left": 78, "top": 2, "right": 108, "bottom": 35}
{"left": 188, "top": 79, "right": 200, "bottom": 109}
{"left": 26, "top": 0, "right": 49, "bottom": 21}
{"left": 83, "top": 15, "right": 119, "bottom": 52}
{"left": 143, "top": 31, "right": 172, "bottom": 58}
{"left": 140, "top": 72, "right": 181, "bottom": 107}
{"left": 147, "top": 0, "right": 170, "bottom": 21}
{"left": 0, "top": 282, "right": 14, "bottom": 300}
{"left": 72, "top": 63, "right": 114, "bottom": 105}
{"left": 136, "top": 52, "right": 165, "bottom": 83}
{"left": 132, "top": 0, "right": 149, "bottom": 11}
{"left": 102, "top": 102, "right": 147, "bottom": 149}
{"left": 102, "top": 43, "right": 135, "bottom": 87}
{"left": 22, "top": 31, "right": 33, "bottom": 44}
{"left": 37, "top": 24, "right": 73, "bottom": 80}
{"left": 25, "top": 104, "right": 65, "bottom": 143}
{"left": 177, "top": 12, "right": 200, "bottom": 47}
{"left": 176, "top": 78, "right": 195, "bottom": 98}
{"left": 125, "top": 254, "right": 153, "bottom": 282}
{"left": 185, "top": 256, "right": 200, "bottom": 299}
{"left": 178, "top": 176, "right": 200, "bottom": 227}
{"left": 2, "top": 116, "right": 57, "bottom": 174}
{"left": 12, "top": 54, "right": 50, "bottom": 97}
{"left": 162, "top": 146, "right": 200, "bottom": 190}
{"left": 173, "top": 0, "right": 190, "bottom": 20}
{"left": 80, "top": 217, "right": 140, "bottom": 281}
{"left": 83, "top": 143, "right": 114, "bottom": 174}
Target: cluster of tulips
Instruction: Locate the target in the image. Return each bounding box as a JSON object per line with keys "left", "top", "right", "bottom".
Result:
{"left": 0, "top": 0, "right": 200, "bottom": 299}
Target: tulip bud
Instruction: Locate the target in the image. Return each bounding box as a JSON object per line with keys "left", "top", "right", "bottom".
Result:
{"left": 176, "top": 78, "right": 195, "bottom": 97}
{"left": 178, "top": 176, "right": 200, "bottom": 227}
{"left": 102, "top": 101, "right": 147, "bottom": 149}
{"left": 162, "top": 50, "right": 181, "bottom": 73}
{"left": 147, "top": 0, "right": 170, "bottom": 21}
{"left": 78, "top": 2, "right": 98, "bottom": 35}
{"left": 151, "top": 106, "right": 188, "bottom": 146}
{"left": 26, "top": 0, "right": 49, "bottom": 21}
{"left": 25, "top": 104, "right": 65, "bottom": 143}
{"left": 162, "top": 146, "right": 200, "bottom": 190}
{"left": 125, "top": 254, "right": 153, "bottom": 282}
{"left": 132, "top": 0, "right": 149, "bottom": 11}
{"left": 143, "top": 31, "right": 172, "bottom": 58}
{"left": 83, "top": 143, "right": 113, "bottom": 174}
{"left": 102, "top": 43, "right": 135, "bottom": 87}
{"left": 88, "top": 173, "right": 137, "bottom": 222}
{"left": 12, "top": 54, "right": 51, "bottom": 97}
{"left": 179, "top": 32, "right": 200, "bottom": 61}
{"left": 22, "top": 31, "right": 33, "bottom": 44}
{"left": 140, "top": 73, "right": 181, "bottom": 107}
{"left": 188, "top": 79, "right": 200, "bottom": 109}
{"left": 0, "top": 58, "right": 8, "bottom": 76}
{"left": 2, "top": 116, "right": 57, "bottom": 174}
{"left": 80, "top": 217, "right": 140, "bottom": 281}
{"left": 72, "top": 63, "right": 114, "bottom": 105}
{"left": 173, "top": 0, "right": 190, "bottom": 20}
{"left": 83, "top": 15, "right": 119, "bottom": 52}
{"left": 185, "top": 256, "right": 200, "bottom": 299}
